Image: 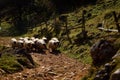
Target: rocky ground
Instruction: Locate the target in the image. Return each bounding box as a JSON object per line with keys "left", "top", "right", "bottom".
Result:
{"left": 0, "top": 37, "right": 90, "bottom": 80}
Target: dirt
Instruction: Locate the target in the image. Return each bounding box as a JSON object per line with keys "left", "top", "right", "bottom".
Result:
{"left": 0, "top": 37, "right": 90, "bottom": 80}
{"left": 0, "top": 37, "right": 11, "bottom": 47}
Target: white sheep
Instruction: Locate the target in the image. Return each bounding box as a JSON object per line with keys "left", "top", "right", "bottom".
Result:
{"left": 17, "top": 40, "right": 24, "bottom": 48}
{"left": 51, "top": 37, "right": 59, "bottom": 42}
{"left": 35, "top": 39, "right": 47, "bottom": 52}
{"left": 19, "top": 37, "right": 24, "bottom": 41}
{"left": 51, "top": 37, "right": 60, "bottom": 47}
{"left": 11, "top": 38, "right": 18, "bottom": 49}
{"left": 48, "top": 39, "right": 59, "bottom": 53}
{"left": 24, "top": 40, "right": 34, "bottom": 52}
{"left": 42, "top": 37, "right": 48, "bottom": 43}
{"left": 30, "top": 37, "right": 35, "bottom": 40}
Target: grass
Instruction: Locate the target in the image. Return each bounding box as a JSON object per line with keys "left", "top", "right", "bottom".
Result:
{"left": 0, "top": 45, "right": 35, "bottom": 74}
{"left": 0, "top": 0, "right": 120, "bottom": 78}
{"left": 0, "top": 22, "right": 12, "bottom": 36}
{"left": 0, "top": 46, "right": 36, "bottom": 74}
{"left": 0, "top": 53, "right": 23, "bottom": 73}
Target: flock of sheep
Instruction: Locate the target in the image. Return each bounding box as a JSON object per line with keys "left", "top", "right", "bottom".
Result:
{"left": 11, "top": 36, "right": 60, "bottom": 53}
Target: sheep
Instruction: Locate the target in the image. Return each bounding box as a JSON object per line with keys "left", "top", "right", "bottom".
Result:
{"left": 35, "top": 39, "right": 47, "bottom": 52}
{"left": 51, "top": 37, "right": 59, "bottom": 42}
{"left": 42, "top": 37, "right": 48, "bottom": 43}
{"left": 19, "top": 37, "right": 24, "bottom": 41}
{"left": 30, "top": 37, "right": 35, "bottom": 41}
{"left": 24, "top": 36, "right": 29, "bottom": 39}
{"left": 24, "top": 40, "right": 34, "bottom": 52}
{"left": 48, "top": 39, "right": 59, "bottom": 53}
{"left": 11, "top": 37, "right": 50, "bottom": 53}
{"left": 31, "top": 38, "right": 39, "bottom": 52}
{"left": 17, "top": 40, "right": 24, "bottom": 49}
{"left": 11, "top": 38, "right": 18, "bottom": 49}
{"left": 51, "top": 37, "right": 60, "bottom": 47}
{"left": 28, "top": 40, "right": 34, "bottom": 52}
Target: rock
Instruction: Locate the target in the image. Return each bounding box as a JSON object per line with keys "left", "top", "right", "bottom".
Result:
{"left": 16, "top": 75, "right": 21, "bottom": 80}
{"left": 0, "top": 69, "right": 5, "bottom": 75}
{"left": 112, "top": 50, "right": 120, "bottom": 59}
{"left": 31, "top": 74, "right": 36, "bottom": 77}
{"left": 62, "top": 77, "right": 69, "bottom": 80}
{"left": 90, "top": 39, "right": 116, "bottom": 65}
{"left": 97, "top": 68, "right": 106, "bottom": 74}
{"left": 48, "top": 71, "right": 57, "bottom": 76}
{"left": 103, "top": 73, "right": 109, "bottom": 80}
{"left": 18, "top": 73, "right": 22, "bottom": 76}
{"left": 45, "top": 66, "right": 53, "bottom": 72}
{"left": 110, "top": 69, "right": 120, "bottom": 80}
{"left": 105, "top": 63, "right": 111, "bottom": 68}
{"left": 37, "top": 73, "right": 43, "bottom": 77}
{"left": 41, "top": 66, "right": 45, "bottom": 69}
{"left": 64, "top": 66, "right": 67, "bottom": 69}
{"left": 94, "top": 74, "right": 101, "bottom": 80}
{"left": 104, "top": 63, "right": 111, "bottom": 73}
{"left": 69, "top": 72, "right": 75, "bottom": 76}
{"left": 22, "top": 74, "right": 28, "bottom": 78}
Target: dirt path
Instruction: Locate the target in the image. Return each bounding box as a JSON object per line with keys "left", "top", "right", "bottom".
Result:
{"left": 0, "top": 37, "right": 90, "bottom": 80}
{"left": 0, "top": 52, "right": 90, "bottom": 80}
{"left": 0, "top": 37, "right": 11, "bottom": 47}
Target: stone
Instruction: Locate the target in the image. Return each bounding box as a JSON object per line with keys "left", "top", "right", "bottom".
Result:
{"left": 94, "top": 74, "right": 101, "bottom": 80}
{"left": 48, "top": 71, "right": 57, "bottom": 76}
{"left": 97, "top": 68, "right": 106, "bottom": 74}
{"left": 104, "top": 63, "right": 111, "bottom": 73}
{"left": 22, "top": 74, "right": 28, "bottom": 78}
{"left": 90, "top": 39, "right": 116, "bottom": 65}
{"left": 103, "top": 73, "right": 109, "bottom": 80}
{"left": 0, "top": 69, "right": 5, "bottom": 75}
{"left": 112, "top": 50, "right": 120, "bottom": 59}
{"left": 110, "top": 69, "right": 120, "bottom": 80}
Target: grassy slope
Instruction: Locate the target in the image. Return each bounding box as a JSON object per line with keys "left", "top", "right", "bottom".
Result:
{"left": 25, "top": 0, "right": 120, "bottom": 79}
{"left": 0, "top": 46, "right": 35, "bottom": 74}
{"left": 25, "top": 0, "right": 120, "bottom": 63}
{"left": 0, "top": 0, "right": 120, "bottom": 78}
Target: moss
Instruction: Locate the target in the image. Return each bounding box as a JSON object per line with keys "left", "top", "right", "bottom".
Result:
{"left": 17, "top": 55, "right": 35, "bottom": 69}
{"left": 0, "top": 53, "right": 23, "bottom": 73}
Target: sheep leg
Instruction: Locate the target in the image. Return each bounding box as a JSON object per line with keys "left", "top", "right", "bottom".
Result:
{"left": 49, "top": 48, "right": 52, "bottom": 53}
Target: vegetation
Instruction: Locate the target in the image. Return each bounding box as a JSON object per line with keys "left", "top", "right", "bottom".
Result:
{"left": 0, "top": 46, "right": 35, "bottom": 73}
{"left": 0, "top": 0, "right": 120, "bottom": 79}
{"left": 0, "top": 53, "right": 23, "bottom": 73}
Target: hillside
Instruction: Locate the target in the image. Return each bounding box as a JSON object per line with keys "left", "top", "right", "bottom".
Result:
{"left": 0, "top": 0, "right": 120, "bottom": 80}
{"left": 0, "top": 37, "right": 90, "bottom": 80}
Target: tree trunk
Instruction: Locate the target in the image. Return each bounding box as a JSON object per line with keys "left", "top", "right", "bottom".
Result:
{"left": 65, "top": 17, "right": 72, "bottom": 44}
{"left": 82, "top": 10, "right": 87, "bottom": 39}
{"left": 112, "top": 11, "right": 120, "bottom": 32}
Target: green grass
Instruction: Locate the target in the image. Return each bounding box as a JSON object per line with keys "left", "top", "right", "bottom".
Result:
{"left": 0, "top": 46, "right": 36, "bottom": 74}
{"left": 0, "top": 53, "right": 23, "bottom": 73}
{"left": 0, "top": 0, "right": 119, "bottom": 78}
{"left": 0, "top": 22, "right": 12, "bottom": 36}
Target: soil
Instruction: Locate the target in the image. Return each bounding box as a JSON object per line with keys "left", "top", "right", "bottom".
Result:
{"left": 0, "top": 37, "right": 90, "bottom": 80}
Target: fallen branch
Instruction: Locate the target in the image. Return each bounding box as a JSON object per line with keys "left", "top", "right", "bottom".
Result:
{"left": 98, "top": 27, "right": 118, "bottom": 32}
